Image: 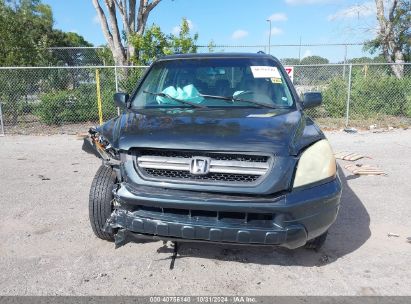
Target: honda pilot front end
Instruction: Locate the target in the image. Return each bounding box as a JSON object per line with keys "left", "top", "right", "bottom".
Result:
{"left": 83, "top": 53, "right": 342, "bottom": 250}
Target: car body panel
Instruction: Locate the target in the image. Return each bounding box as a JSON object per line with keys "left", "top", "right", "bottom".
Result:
{"left": 97, "top": 108, "right": 324, "bottom": 156}
{"left": 105, "top": 177, "right": 341, "bottom": 249}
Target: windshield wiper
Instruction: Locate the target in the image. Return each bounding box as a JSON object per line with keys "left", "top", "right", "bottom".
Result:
{"left": 143, "top": 90, "right": 207, "bottom": 109}
{"left": 198, "top": 93, "right": 278, "bottom": 109}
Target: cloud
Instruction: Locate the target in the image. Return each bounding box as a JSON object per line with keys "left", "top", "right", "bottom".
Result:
{"left": 285, "top": 0, "right": 336, "bottom": 5}
{"left": 327, "top": 1, "right": 375, "bottom": 21}
{"left": 270, "top": 27, "right": 283, "bottom": 36}
{"left": 231, "top": 29, "right": 249, "bottom": 40}
{"left": 92, "top": 14, "right": 100, "bottom": 25}
{"left": 186, "top": 19, "right": 194, "bottom": 29}
{"left": 302, "top": 49, "right": 312, "bottom": 58}
{"left": 268, "top": 13, "right": 288, "bottom": 22}
{"left": 172, "top": 26, "right": 181, "bottom": 35}
{"left": 172, "top": 19, "right": 194, "bottom": 35}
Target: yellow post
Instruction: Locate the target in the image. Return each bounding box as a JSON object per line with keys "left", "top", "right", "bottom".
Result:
{"left": 95, "top": 69, "right": 103, "bottom": 125}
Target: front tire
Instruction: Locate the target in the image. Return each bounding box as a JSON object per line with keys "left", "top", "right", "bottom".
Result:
{"left": 89, "top": 165, "right": 116, "bottom": 241}
{"left": 304, "top": 231, "right": 328, "bottom": 250}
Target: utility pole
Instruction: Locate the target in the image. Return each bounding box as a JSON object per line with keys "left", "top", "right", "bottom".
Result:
{"left": 266, "top": 19, "right": 272, "bottom": 54}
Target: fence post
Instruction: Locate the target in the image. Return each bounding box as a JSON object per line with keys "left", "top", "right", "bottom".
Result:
{"left": 95, "top": 69, "right": 103, "bottom": 125}
{"left": 114, "top": 66, "right": 120, "bottom": 116}
{"left": 342, "top": 44, "right": 347, "bottom": 79}
{"left": 345, "top": 63, "right": 353, "bottom": 128}
{"left": 0, "top": 102, "right": 4, "bottom": 136}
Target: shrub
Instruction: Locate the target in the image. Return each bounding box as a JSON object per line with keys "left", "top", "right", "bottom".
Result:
{"left": 322, "top": 77, "right": 347, "bottom": 118}
{"left": 321, "top": 74, "right": 411, "bottom": 119}
{"left": 35, "top": 84, "right": 117, "bottom": 125}
{"left": 35, "top": 91, "right": 72, "bottom": 125}
{"left": 350, "top": 76, "right": 411, "bottom": 118}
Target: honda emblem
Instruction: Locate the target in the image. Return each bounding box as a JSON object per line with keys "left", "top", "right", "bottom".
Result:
{"left": 190, "top": 157, "right": 210, "bottom": 175}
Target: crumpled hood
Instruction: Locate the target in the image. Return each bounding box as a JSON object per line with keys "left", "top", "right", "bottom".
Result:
{"left": 97, "top": 108, "right": 324, "bottom": 156}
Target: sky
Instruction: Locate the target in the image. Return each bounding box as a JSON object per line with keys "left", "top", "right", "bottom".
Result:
{"left": 42, "top": 0, "right": 379, "bottom": 62}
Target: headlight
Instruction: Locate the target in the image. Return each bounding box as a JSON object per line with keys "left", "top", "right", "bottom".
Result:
{"left": 293, "top": 139, "right": 336, "bottom": 188}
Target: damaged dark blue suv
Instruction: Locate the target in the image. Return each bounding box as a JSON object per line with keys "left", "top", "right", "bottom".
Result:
{"left": 84, "top": 53, "right": 342, "bottom": 250}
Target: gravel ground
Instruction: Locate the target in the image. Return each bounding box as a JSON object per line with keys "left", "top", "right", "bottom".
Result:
{"left": 0, "top": 130, "right": 410, "bottom": 296}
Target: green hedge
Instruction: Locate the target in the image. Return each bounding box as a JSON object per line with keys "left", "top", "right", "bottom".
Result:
{"left": 321, "top": 75, "right": 411, "bottom": 118}
{"left": 35, "top": 83, "right": 117, "bottom": 125}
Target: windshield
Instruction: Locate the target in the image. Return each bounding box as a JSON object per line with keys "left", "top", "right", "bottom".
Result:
{"left": 131, "top": 57, "right": 295, "bottom": 109}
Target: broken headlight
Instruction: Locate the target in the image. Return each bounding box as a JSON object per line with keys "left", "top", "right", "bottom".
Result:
{"left": 293, "top": 139, "right": 336, "bottom": 188}
{"left": 89, "top": 128, "right": 120, "bottom": 161}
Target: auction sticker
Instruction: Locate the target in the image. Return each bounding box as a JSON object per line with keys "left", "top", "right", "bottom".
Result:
{"left": 270, "top": 77, "right": 282, "bottom": 84}
{"left": 250, "top": 66, "right": 281, "bottom": 78}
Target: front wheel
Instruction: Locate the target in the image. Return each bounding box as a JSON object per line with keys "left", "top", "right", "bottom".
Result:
{"left": 304, "top": 231, "right": 328, "bottom": 250}
{"left": 89, "top": 165, "right": 116, "bottom": 241}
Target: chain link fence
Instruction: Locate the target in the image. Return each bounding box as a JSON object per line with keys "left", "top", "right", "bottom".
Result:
{"left": 0, "top": 63, "right": 410, "bottom": 135}
{"left": 0, "top": 66, "right": 147, "bottom": 134}
{"left": 45, "top": 43, "right": 373, "bottom": 67}
{"left": 294, "top": 63, "right": 411, "bottom": 128}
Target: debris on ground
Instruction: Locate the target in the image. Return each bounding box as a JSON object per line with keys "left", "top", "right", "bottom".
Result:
{"left": 38, "top": 175, "right": 50, "bottom": 181}
{"left": 371, "top": 128, "right": 386, "bottom": 133}
{"left": 406, "top": 237, "right": 411, "bottom": 244}
{"left": 370, "top": 127, "right": 396, "bottom": 133}
{"left": 343, "top": 127, "right": 358, "bottom": 133}
{"left": 344, "top": 164, "right": 386, "bottom": 176}
{"left": 387, "top": 232, "right": 400, "bottom": 237}
{"left": 319, "top": 255, "right": 330, "bottom": 264}
{"left": 169, "top": 242, "right": 178, "bottom": 270}
{"left": 335, "top": 151, "right": 370, "bottom": 161}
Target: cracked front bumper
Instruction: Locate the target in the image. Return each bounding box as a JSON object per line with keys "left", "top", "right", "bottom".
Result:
{"left": 106, "top": 177, "right": 342, "bottom": 249}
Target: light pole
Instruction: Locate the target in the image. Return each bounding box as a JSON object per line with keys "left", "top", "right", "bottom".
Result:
{"left": 266, "top": 19, "right": 272, "bottom": 54}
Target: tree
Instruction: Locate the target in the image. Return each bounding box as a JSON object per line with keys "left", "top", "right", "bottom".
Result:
{"left": 49, "top": 31, "right": 95, "bottom": 66}
{"left": 169, "top": 18, "right": 198, "bottom": 54}
{"left": 296, "top": 56, "right": 332, "bottom": 85}
{"left": 129, "top": 18, "right": 198, "bottom": 65}
{"left": 0, "top": 0, "right": 92, "bottom": 66}
{"left": 0, "top": 0, "right": 93, "bottom": 125}
{"left": 51, "top": 31, "right": 93, "bottom": 48}
{"left": 0, "top": 0, "right": 54, "bottom": 66}
{"left": 207, "top": 40, "right": 216, "bottom": 53}
{"left": 91, "top": 0, "right": 162, "bottom": 66}
{"left": 300, "top": 56, "right": 329, "bottom": 65}
{"left": 365, "top": 0, "right": 410, "bottom": 78}
{"left": 281, "top": 58, "right": 301, "bottom": 65}
{"left": 0, "top": 0, "right": 54, "bottom": 125}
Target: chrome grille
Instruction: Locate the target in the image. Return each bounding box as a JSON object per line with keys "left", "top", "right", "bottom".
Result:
{"left": 134, "top": 150, "right": 272, "bottom": 185}
{"left": 143, "top": 168, "right": 260, "bottom": 182}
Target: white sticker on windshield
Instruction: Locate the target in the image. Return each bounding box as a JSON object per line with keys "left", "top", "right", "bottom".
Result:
{"left": 250, "top": 66, "right": 281, "bottom": 78}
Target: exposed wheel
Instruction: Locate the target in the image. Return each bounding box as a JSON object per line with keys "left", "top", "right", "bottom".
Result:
{"left": 89, "top": 165, "right": 117, "bottom": 241}
{"left": 304, "top": 231, "right": 328, "bottom": 250}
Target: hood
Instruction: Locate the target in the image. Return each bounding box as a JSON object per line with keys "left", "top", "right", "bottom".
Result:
{"left": 97, "top": 108, "right": 324, "bottom": 156}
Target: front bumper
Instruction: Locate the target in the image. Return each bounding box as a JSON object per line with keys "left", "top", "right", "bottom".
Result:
{"left": 106, "top": 177, "right": 342, "bottom": 249}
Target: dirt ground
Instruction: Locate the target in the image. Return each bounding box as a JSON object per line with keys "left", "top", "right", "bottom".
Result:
{"left": 0, "top": 130, "right": 410, "bottom": 296}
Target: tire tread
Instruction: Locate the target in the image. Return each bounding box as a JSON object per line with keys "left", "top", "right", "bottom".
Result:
{"left": 89, "top": 165, "right": 116, "bottom": 241}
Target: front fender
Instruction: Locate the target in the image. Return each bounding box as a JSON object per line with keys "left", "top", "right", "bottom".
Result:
{"left": 82, "top": 128, "right": 119, "bottom": 163}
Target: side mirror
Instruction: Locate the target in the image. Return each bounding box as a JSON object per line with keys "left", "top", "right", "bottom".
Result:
{"left": 302, "top": 92, "right": 322, "bottom": 109}
{"left": 114, "top": 93, "right": 129, "bottom": 108}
